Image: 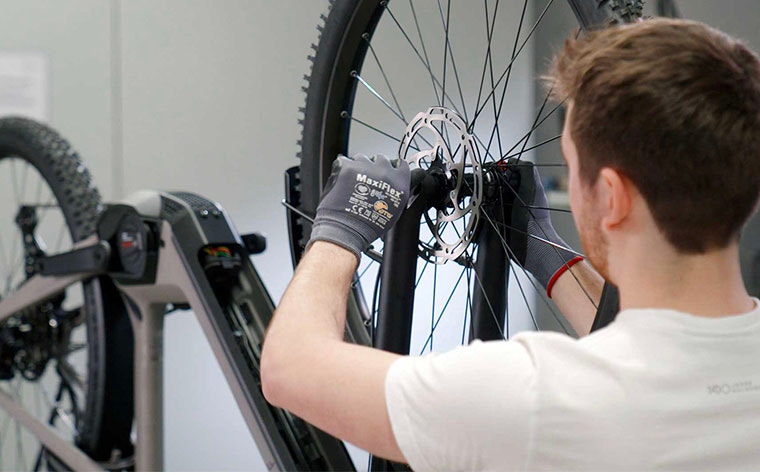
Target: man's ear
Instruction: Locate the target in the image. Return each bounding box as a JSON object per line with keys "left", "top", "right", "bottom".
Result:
{"left": 598, "top": 167, "right": 632, "bottom": 232}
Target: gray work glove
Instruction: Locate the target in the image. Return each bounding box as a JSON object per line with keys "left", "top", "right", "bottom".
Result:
{"left": 510, "top": 161, "right": 583, "bottom": 297}
{"left": 308, "top": 154, "right": 411, "bottom": 259}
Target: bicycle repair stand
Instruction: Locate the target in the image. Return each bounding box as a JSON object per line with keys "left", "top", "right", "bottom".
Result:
{"left": 0, "top": 190, "right": 352, "bottom": 471}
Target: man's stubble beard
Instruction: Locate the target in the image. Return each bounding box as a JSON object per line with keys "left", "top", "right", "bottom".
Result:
{"left": 578, "top": 201, "right": 611, "bottom": 283}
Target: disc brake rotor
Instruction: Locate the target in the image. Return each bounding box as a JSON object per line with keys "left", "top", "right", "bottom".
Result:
{"left": 398, "top": 107, "right": 483, "bottom": 264}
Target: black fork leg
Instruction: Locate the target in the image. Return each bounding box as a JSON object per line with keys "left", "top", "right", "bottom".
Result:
{"left": 374, "top": 197, "right": 427, "bottom": 355}
{"left": 371, "top": 197, "right": 427, "bottom": 472}
{"left": 470, "top": 221, "right": 509, "bottom": 342}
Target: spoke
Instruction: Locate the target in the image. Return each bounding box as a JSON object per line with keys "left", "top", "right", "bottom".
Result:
{"left": 504, "top": 240, "right": 571, "bottom": 334}
{"left": 58, "top": 360, "right": 86, "bottom": 392}
{"left": 473, "top": 131, "right": 499, "bottom": 162}
{"left": 418, "top": 266, "right": 468, "bottom": 354}
{"left": 478, "top": 205, "right": 573, "bottom": 333}
{"left": 527, "top": 205, "right": 572, "bottom": 214}
{"left": 405, "top": 1, "right": 441, "bottom": 105}
{"left": 39, "top": 383, "right": 76, "bottom": 434}
{"left": 472, "top": 0, "right": 556, "bottom": 127}
{"left": 363, "top": 34, "right": 429, "bottom": 155}
{"left": 365, "top": 38, "right": 409, "bottom": 123}
{"left": 436, "top": 0, "right": 469, "bottom": 121}
{"left": 464, "top": 172, "right": 596, "bottom": 310}
{"left": 353, "top": 72, "right": 406, "bottom": 123}
{"left": 448, "top": 219, "right": 506, "bottom": 338}
{"left": 462, "top": 264, "right": 473, "bottom": 344}
{"left": 488, "top": 212, "right": 596, "bottom": 313}
{"left": 384, "top": 4, "right": 464, "bottom": 116}
{"left": 474, "top": 0, "right": 500, "bottom": 126}
{"left": 439, "top": 0, "right": 449, "bottom": 110}
{"left": 482, "top": 0, "right": 505, "bottom": 158}
{"left": 500, "top": 134, "right": 562, "bottom": 161}
{"left": 60, "top": 342, "right": 88, "bottom": 357}
{"left": 353, "top": 260, "right": 376, "bottom": 287}
{"left": 484, "top": 0, "right": 529, "bottom": 161}
{"left": 415, "top": 259, "right": 430, "bottom": 287}
{"left": 344, "top": 113, "right": 420, "bottom": 151}
{"left": 501, "top": 222, "right": 585, "bottom": 257}
{"left": 503, "top": 98, "right": 567, "bottom": 159}
{"left": 507, "top": 32, "right": 582, "bottom": 163}
{"left": 352, "top": 71, "right": 429, "bottom": 151}
{"left": 515, "top": 78, "right": 558, "bottom": 165}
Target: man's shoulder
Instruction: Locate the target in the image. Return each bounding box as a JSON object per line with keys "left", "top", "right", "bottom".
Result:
{"left": 500, "top": 321, "right": 641, "bottom": 385}
{"left": 511, "top": 319, "right": 629, "bottom": 357}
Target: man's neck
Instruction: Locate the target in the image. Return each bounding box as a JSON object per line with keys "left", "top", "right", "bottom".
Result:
{"left": 612, "top": 241, "right": 754, "bottom": 317}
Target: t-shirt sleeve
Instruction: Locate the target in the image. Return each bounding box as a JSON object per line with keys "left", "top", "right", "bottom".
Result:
{"left": 385, "top": 338, "right": 537, "bottom": 471}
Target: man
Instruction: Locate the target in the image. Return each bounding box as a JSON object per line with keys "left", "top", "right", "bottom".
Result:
{"left": 261, "top": 18, "right": 760, "bottom": 470}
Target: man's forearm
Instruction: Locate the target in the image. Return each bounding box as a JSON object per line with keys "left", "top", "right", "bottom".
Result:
{"left": 261, "top": 241, "right": 358, "bottom": 398}
{"left": 260, "top": 242, "right": 405, "bottom": 461}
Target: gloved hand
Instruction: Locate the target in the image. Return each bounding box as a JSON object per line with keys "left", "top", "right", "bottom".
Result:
{"left": 308, "top": 153, "right": 411, "bottom": 260}
{"left": 510, "top": 161, "right": 583, "bottom": 297}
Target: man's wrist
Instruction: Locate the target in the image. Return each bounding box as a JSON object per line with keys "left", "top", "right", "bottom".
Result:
{"left": 546, "top": 256, "right": 584, "bottom": 298}
{"left": 306, "top": 240, "right": 361, "bottom": 270}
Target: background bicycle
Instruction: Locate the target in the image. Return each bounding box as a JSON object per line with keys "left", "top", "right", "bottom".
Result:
{"left": 0, "top": 0, "right": 758, "bottom": 470}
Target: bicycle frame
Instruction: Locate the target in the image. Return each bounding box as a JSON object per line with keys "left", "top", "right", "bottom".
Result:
{"left": 0, "top": 190, "right": 354, "bottom": 471}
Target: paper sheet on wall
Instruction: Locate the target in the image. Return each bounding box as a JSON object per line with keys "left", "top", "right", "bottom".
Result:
{"left": 0, "top": 53, "right": 49, "bottom": 121}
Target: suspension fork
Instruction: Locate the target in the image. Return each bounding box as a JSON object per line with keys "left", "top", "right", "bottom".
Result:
{"left": 374, "top": 165, "right": 515, "bottom": 351}
{"left": 374, "top": 195, "right": 427, "bottom": 355}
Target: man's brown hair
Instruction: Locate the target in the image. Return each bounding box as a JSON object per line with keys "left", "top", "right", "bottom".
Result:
{"left": 549, "top": 18, "right": 760, "bottom": 253}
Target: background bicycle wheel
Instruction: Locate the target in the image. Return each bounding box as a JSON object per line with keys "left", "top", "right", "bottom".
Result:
{"left": 0, "top": 0, "right": 758, "bottom": 470}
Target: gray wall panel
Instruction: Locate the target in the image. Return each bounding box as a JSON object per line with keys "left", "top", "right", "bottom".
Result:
{"left": 118, "top": 0, "right": 329, "bottom": 470}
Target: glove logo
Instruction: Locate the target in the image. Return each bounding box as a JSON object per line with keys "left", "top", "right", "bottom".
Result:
{"left": 374, "top": 200, "right": 392, "bottom": 219}
{"left": 356, "top": 173, "right": 403, "bottom": 198}
{"left": 354, "top": 183, "right": 371, "bottom": 196}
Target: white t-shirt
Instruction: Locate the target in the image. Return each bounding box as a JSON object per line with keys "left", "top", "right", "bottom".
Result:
{"left": 385, "top": 302, "right": 760, "bottom": 470}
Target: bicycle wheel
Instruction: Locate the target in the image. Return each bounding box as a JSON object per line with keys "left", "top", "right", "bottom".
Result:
{"left": 299, "top": 0, "right": 641, "bottom": 349}
{"left": 297, "top": 0, "right": 641, "bottom": 468}
{"left": 0, "top": 117, "right": 134, "bottom": 470}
